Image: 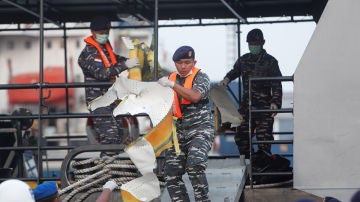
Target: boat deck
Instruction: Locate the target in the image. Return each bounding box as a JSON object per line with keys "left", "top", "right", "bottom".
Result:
{"left": 59, "top": 157, "right": 323, "bottom": 202}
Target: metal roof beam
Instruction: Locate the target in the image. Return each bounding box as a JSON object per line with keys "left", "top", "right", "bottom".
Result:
{"left": 1, "top": 0, "right": 61, "bottom": 27}
{"left": 220, "top": 0, "right": 246, "bottom": 22}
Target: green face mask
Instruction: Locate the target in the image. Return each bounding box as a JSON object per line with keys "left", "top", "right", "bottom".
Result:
{"left": 248, "top": 44, "right": 262, "bottom": 55}
{"left": 95, "top": 34, "right": 109, "bottom": 44}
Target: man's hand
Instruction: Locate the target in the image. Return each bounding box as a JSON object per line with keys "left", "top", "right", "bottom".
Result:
{"left": 125, "top": 58, "right": 140, "bottom": 68}
{"left": 158, "top": 76, "right": 175, "bottom": 88}
{"left": 103, "top": 180, "right": 117, "bottom": 191}
{"left": 270, "top": 103, "right": 278, "bottom": 117}
{"left": 219, "top": 77, "right": 230, "bottom": 86}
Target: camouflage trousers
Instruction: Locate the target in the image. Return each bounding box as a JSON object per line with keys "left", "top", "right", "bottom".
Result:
{"left": 164, "top": 130, "right": 214, "bottom": 202}
{"left": 91, "top": 106, "right": 122, "bottom": 144}
{"left": 234, "top": 114, "right": 274, "bottom": 158}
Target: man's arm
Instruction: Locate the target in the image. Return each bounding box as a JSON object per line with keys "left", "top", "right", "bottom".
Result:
{"left": 220, "top": 58, "right": 242, "bottom": 85}
{"left": 78, "top": 46, "right": 128, "bottom": 81}
{"left": 157, "top": 76, "right": 202, "bottom": 103}
{"left": 96, "top": 180, "right": 117, "bottom": 202}
{"left": 173, "top": 84, "right": 203, "bottom": 103}
{"left": 175, "top": 71, "right": 212, "bottom": 104}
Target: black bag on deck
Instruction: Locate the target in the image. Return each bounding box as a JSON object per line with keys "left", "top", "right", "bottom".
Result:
{"left": 252, "top": 151, "right": 293, "bottom": 185}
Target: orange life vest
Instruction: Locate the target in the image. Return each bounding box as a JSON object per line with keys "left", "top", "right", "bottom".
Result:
{"left": 169, "top": 67, "right": 200, "bottom": 118}
{"left": 84, "top": 36, "right": 117, "bottom": 68}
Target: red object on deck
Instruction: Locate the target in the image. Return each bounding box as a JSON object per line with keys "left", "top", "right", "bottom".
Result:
{"left": 8, "top": 66, "right": 74, "bottom": 106}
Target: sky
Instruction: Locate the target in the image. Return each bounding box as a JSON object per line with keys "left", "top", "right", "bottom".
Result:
{"left": 158, "top": 21, "right": 316, "bottom": 92}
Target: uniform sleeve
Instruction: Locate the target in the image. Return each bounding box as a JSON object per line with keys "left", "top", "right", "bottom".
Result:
{"left": 116, "top": 55, "right": 127, "bottom": 63}
{"left": 78, "top": 46, "right": 128, "bottom": 81}
{"left": 270, "top": 60, "right": 283, "bottom": 108}
{"left": 193, "top": 71, "right": 211, "bottom": 99}
{"left": 224, "top": 58, "right": 242, "bottom": 81}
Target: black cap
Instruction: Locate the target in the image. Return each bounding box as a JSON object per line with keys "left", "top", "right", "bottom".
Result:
{"left": 246, "top": 28, "right": 264, "bottom": 42}
{"left": 90, "top": 16, "right": 110, "bottom": 31}
{"left": 172, "top": 46, "right": 195, "bottom": 61}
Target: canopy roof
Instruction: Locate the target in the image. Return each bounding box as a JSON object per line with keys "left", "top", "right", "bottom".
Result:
{"left": 0, "top": 0, "right": 328, "bottom": 26}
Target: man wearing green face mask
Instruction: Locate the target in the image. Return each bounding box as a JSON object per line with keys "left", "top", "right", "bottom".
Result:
{"left": 78, "top": 16, "right": 140, "bottom": 153}
{"left": 219, "top": 28, "right": 283, "bottom": 173}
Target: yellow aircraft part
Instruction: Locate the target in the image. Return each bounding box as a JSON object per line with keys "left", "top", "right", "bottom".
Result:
{"left": 143, "top": 110, "right": 176, "bottom": 157}
{"left": 128, "top": 68, "right": 142, "bottom": 81}
{"left": 146, "top": 50, "right": 154, "bottom": 69}
{"left": 25, "top": 181, "right": 38, "bottom": 189}
{"left": 136, "top": 45, "right": 145, "bottom": 69}
{"left": 126, "top": 110, "right": 178, "bottom": 157}
{"left": 121, "top": 189, "right": 142, "bottom": 202}
{"left": 128, "top": 48, "right": 142, "bottom": 81}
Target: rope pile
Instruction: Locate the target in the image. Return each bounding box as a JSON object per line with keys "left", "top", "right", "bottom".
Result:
{"left": 59, "top": 155, "right": 140, "bottom": 202}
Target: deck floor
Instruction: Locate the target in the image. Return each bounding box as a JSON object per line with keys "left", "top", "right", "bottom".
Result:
{"left": 61, "top": 158, "right": 244, "bottom": 201}
{"left": 60, "top": 158, "right": 323, "bottom": 202}
{"left": 243, "top": 188, "right": 323, "bottom": 202}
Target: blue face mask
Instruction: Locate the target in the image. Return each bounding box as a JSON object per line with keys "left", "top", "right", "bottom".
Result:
{"left": 248, "top": 44, "right": 262, "bottom": 55}
{"left": 95, "top": 34, "right": 109, "bottom": 44}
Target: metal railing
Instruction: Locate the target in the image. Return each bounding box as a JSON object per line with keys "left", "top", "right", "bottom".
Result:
{"left": 0, "top": 80, "right": 141, "bottom": 184}
{"left": 248, "top": 76, "right": 294, "bottom": 188}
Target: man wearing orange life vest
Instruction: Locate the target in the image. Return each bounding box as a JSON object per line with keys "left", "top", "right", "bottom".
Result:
{"left": 158, "top": 46, "right": 214, "bottom": 202}
{"left": 78, "top": 16, "right": 139, "bottom": 149}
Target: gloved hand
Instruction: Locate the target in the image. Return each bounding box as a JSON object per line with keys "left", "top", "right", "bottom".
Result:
{"left": 103, "top": 180, "right": 117, "bottom": 191}
{"left": 125, "top": 58, "right": 140, "bottom": 68}
{"left": 158, "top": 76, "right": 175, "bottom": 88}
{"left": 219, "top": 77, "right": 230, "bottom": 86}
{"left": 118, "top": 70, "right": 129, "bottom": 78}
{"left": 270, "top": 103, "right": 278, "bottom": 117}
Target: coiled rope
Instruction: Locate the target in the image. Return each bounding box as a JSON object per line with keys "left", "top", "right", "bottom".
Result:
{"left": 59, "top": 155, "right": 140, "bottom": 202}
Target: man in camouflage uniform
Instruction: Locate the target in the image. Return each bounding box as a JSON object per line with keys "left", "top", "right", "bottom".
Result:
{"left": 78, "top": 16, "right": 139, "bottom": 146}
{"left": 158, "top": 46, "right": 214, "bottom": 202}
{"left": 220, "top": 28, "right": 283, "bottom": 164}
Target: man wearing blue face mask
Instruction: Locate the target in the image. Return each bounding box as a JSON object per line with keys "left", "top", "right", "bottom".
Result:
{"left": 220, "top": 28, "right": 283, "bottom": 170}
{"left": 78, "top": 16, "right": 140, "bottom": 151}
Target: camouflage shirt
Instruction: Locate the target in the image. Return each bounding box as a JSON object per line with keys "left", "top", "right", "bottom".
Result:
{"left": 225, "top": 49, "right": 283, "bottom": 112}
{"left": 175, "top": 70, "right": 214, "bottom": 140}
{"left": 78, "top": 43, "right": 128, "bottom": 105}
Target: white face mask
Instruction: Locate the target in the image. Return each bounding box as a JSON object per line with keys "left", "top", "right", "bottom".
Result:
{"left": 95, "top": 34, "right": 109, "bottom": 44}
